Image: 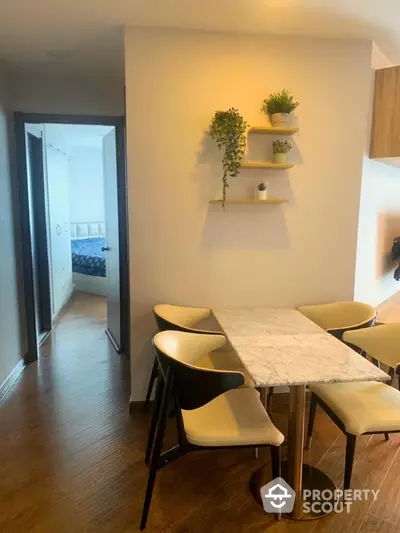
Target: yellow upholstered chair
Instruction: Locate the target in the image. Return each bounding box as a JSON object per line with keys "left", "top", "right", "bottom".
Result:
{"left": 297, "top": 301, "right": 377, "bottom": 339}
{"left": 140, "top": 331, "right": 284, "bottom": 529}
{"left": 145, "top": 304, "right": 254, "bottom": 407}
{"left": 306, "top": 324, "right": 400, "bottom": 490}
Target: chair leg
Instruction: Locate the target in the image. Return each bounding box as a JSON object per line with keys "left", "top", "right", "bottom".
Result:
{"left": 140, "top": 371, "right": 172, "bottom": 530}
{"left": 385, "top": 433, "right": 390, "bottom": 441}
{"left": 267, "top": 387, "right": 274, "bottom": 412}
{"left": 258, "top": 387, "right": 267, "bottom": 409}
{"left": 344, "top": 435, "right": 357, "bottom": 490}
{"left": 144, "top": 373, "right": 164, "bottom": 464}
{"left": 144, "top": 357, "right": 159, "bottom": 410}
{"left": 388, "top": 367, "right": 395, "bottom": 388}
{"left": 269, "top": 446, "right": 281, "bottom": 520}
{"left": 270, "top": 445, "right": 281, "bottom": 480}
{"left": 305, "top": 393, "right": 318, "bottom": 450}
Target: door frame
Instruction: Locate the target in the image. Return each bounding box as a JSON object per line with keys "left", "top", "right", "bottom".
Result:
{"left": 27, "top": 133, "right": 52, "bottom": 336}
{"left": 15, "top": 112, "right": 130, "bottom": 363}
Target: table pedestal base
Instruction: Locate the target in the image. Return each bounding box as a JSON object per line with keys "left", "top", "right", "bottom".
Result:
{"left": 250, "top": 462, "right": 337, "bottom": 521}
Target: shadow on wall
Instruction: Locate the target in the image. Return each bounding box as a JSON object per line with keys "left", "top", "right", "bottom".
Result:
{"left": 193, "top": 131, "right": 292, "bottom": 250}
{"left": 377, "top": 211, "right": 400, "bottom": 276}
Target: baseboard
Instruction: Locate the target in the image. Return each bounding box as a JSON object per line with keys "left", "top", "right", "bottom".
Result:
{"left": 270, "top": 391, "right": 290, "bottom": 405}
{"left": 38, "top": 329, "right": 52, "bottom": 347}
{"left": 129, "top": 398, "right": 149, "bottom": 415}
{"left": 52, "top": 290, "right": 74, "bottom": 325}
{"left": 128, "top": 390, "right": 308, "bottom": 416}
{"left": 0, "top": 359, "right": 26, "bottom": 402}
{"left": 105, "top": 329, "right": 121, "bottom": 353}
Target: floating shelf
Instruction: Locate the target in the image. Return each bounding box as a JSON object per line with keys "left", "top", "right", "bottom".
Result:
{"left": 248, "top": 126, "right": 299, "bottom": 135}
{"left": 242, "top": 161, "right": 293, "bottom": 169}
{"left": 209, "top": 198, "right": 288, "bottom": 205}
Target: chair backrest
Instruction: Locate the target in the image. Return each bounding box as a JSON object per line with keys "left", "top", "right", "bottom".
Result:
{"left": 343, "top": 323, "right": 400, "bottom": 371}
{"left": 153, "top": 304, "right": 220, "bottom": 335}
{"left": 153, "top": 330, "right": 244, "bottom": 410}
{"left": 298, "top": 301, "right": 376, "bottom": 337}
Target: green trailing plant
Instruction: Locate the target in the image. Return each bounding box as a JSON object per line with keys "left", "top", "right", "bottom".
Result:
{"left": 261, "top": 89, "right": 299, "bottom": 115}
{"left": 273, "top": 140, "right": 292, "bottom": 154}
{"left": 210, "top": 108, "right": 248, "bottom": 206}
{"left": 257, "top": 182, "right": 267, "bottom": 191}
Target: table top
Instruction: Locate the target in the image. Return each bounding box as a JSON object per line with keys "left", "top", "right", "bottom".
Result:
{"left": 213, "top": 307, "right": 389, "bottom": 387}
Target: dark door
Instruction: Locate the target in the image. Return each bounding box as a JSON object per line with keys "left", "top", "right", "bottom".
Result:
{"left": 27, "top": 133, "right": 52, "bottom": 336}
{"left": 102, "top": 129, "right": 121, "bottom": 350}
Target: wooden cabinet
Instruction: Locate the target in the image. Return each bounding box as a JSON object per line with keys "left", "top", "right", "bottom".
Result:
{"left": 370, "top": 66, "right": 400, "bottom": 158}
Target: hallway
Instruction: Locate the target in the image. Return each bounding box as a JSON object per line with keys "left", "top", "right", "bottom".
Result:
{"left": 0, "top": 293, "right": 137, "bottom": 533}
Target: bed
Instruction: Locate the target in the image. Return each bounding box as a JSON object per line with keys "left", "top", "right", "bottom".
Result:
{"left": 71, "top": 222, "right": 107, "bottom": 296}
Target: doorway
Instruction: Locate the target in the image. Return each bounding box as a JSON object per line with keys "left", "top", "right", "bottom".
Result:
{"left": 15, "top": 113, "right": 130, "bottom": 364}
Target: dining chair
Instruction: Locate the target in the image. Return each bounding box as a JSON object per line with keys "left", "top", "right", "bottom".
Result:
{"left": 140, "top": 330, "right": 284, "bottom": 529}
{"left": 266, "top": 302, "right": 377, "bottom": 411}
{"left": 145, "top": 304, "right": 254, "bottom": 407}
{"left": 297, "top": 301, "right": 377, "bottom": 339}
{"left": 306, "top": 323, "right": 400, "bottom": 490}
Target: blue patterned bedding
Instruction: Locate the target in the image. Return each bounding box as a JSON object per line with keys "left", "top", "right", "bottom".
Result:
{"left": 71, "top": 238, "right": 106, "bottom": 278}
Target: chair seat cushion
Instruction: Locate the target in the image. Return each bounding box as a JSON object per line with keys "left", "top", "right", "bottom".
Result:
{"left": 196, "top": 350, "right": 255, "bottom": 388}
{"left": 182, "top": 388, "right": 284, "bottom": 447}
{"left": 310, "top": 381, "right": 400, "bottom": 436}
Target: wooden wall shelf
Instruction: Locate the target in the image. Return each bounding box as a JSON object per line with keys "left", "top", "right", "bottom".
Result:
{"left": 209, "top": 199, "right": 288, "bottom": 205}
{"left": 249, "top": 126, "right": 299, "bottom": 135}
{"left": 242, "top": 161, "right": 293, "bottom": 169}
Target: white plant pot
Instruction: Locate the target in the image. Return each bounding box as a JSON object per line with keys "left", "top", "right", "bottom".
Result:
{"left": 271, "top": 113, "right": 291, "bottom": 127}
{"left": 257, "top": 190, "right": 267, "bottom": 201}
{"left": 273, "top": 152, "right": 287, "bottom": 165}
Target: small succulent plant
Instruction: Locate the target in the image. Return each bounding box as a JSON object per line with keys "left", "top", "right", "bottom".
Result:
{"left": 272, "top": 140, "right": 292, "bottom": 154}
{"left": 257, "top": 182, "right": 267, "bottom": 191}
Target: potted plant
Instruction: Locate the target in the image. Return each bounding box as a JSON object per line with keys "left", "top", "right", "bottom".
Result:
{"left": 257, "top": 182, "right": 268, "bottom": 201}
{"left": 272, "top": 140, "right": 292, "bottom": 164}
{"left": 261, "top": 89, "right": 299, "bottom": 127}
{"left": 210, "top": 108, "right": 248, "bottom": 207}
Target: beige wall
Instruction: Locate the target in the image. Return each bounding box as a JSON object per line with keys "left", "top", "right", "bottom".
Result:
{"left": 354, "top": 46, "right": 400, "bottom": 306}
{"left": 124, "top": 27, "right": 372, "bottom": 400}
{"left": 0, "top": 65, "right": 24, "bottom": 386}
{"left": 10, "top": 72, "right": 125, "bottom": 116}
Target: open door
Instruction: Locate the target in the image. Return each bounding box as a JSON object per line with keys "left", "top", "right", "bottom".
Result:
{"left": 27, "top": 133, "right": 52, "bottom": 339}
{"left": 102, "top": 129, "right": 121, "bottom": 351}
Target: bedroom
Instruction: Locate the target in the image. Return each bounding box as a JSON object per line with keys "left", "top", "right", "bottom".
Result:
{"left": 23, "top": 120, "right": 127, "bottom": 353}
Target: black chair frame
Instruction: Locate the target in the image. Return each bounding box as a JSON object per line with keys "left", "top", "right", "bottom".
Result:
{"left": 140, "top": 339, "right": 281, "bottom": 529}
{"left": 144, "top": 308, "right": 222, "bottom": 409}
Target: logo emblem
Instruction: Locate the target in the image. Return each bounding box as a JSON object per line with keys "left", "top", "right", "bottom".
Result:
{"left": 260, "top": 477, "right": 296, "bottom": 514}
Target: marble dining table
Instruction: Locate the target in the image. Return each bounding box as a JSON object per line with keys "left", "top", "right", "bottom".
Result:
{"left": 212, "top": 307, "right": 389, "bottom": 520}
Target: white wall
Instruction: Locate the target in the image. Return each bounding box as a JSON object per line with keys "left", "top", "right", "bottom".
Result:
{"left": 10, "top": 72, "right": 125, "bottom": 116}
{"left": 124, "top": 28, "right": 373, "bottom": 400}
{"left": 0, "top": 66, "right": 24, "bottom": 384}
{"left": 354, "top": 46, "right": 400, "bottom": 306}
{"left": 69, "top": 146, "right": 105, "bottom": 223}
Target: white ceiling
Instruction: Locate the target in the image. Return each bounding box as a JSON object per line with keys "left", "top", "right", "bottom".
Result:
{"left": 2, "top": 1, "right": 400, "bottom": 76}
{"left": 50, "top": 124, "right": 113, "bottom": 148}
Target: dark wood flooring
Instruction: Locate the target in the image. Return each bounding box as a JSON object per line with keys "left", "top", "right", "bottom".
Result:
{"left": 1, "top": 292, "right": 399, "bottom": 532}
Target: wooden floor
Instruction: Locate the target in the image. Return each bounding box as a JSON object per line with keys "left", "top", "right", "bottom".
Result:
{"left": 1, "top": 293, "right": 400, "bottom": 532}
